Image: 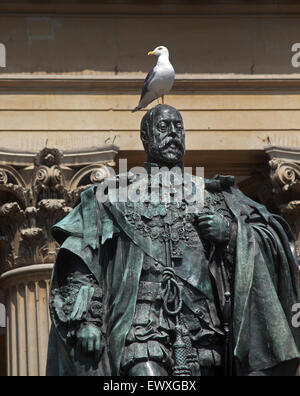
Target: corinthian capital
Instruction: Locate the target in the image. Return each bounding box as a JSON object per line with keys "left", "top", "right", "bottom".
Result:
{"left": 266, "top": 146, "right": 300, "bottom": 204}
{"left": 266, "top": 146, "right": 300, "bottom": 262}
{"left": 0, "top": 145, "right": 119, "bottom": 273}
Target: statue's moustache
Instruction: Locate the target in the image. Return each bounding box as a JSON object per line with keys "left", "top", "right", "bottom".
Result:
{"left": 158, "top": 136, "right": 184, "bottom": 152}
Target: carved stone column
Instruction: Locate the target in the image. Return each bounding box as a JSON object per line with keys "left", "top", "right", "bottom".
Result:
{"left": 0, "top": 145, "right": 118, "bottom": 375}
{"left": 265, "top": 146, "right": 300, "bottom": 262}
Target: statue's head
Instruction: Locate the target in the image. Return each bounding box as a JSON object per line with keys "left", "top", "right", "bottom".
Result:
{"left": 140, "top": 105, "right": 185, "bottom": 166}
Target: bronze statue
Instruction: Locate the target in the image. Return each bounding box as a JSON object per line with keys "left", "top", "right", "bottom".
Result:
{"left": 47, "top": 105, "right": 300, "bottom": 376}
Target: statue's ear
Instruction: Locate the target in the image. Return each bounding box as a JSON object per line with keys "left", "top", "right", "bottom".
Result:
{"left": 140, "top": 112, "right": 152, "bottom": 149}
{"left": 140, "top": 127, "right": 149, "bottom": 148}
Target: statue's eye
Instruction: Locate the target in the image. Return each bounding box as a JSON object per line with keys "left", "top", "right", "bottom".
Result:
{"left": 158, "top": 121, "right": 168, "bottom": 130}
{"left": 176, "top": 122, "right": 182, "bottom": 129}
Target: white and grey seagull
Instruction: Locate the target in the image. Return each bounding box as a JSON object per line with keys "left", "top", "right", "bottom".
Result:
{"left": 132, "top": 46, "right": 175, "bottom": 112}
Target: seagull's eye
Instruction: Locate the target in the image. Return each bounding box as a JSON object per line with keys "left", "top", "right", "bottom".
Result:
{"left": 158, "top": 47, "right": 163, "bottom": 50}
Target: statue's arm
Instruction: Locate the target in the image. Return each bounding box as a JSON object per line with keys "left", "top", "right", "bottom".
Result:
{"left": 196, "top": 212, "right": 236, "bottom": 245}
{"left": 195, "top": 203, "right": 237, "bottom": 276}
{"left": 50, "top": 187, "right": 116, "bottom": 361}
{"left": 50, "top": 253, "right": 104, "bottom": 360}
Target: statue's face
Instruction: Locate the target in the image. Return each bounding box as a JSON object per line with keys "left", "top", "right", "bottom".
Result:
{"left": 147, "top": 106, "right": 185, "bottom": 165}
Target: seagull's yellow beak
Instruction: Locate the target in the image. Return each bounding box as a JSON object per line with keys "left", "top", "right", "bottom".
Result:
{"left": 148, "top": 50, "right": 156, "bottom": 56}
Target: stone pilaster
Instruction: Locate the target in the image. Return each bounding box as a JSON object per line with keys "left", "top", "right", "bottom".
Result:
{"left": 265, "top": 146, "right": 300, "bottom": 262}
{"left": 1, "top": 265, "right": 52, "bottom": 376}
{"left": 0, "top": 145, "right": 118, "bottom": 375}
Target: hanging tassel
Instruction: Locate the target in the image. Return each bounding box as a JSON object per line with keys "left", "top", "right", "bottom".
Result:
{"left": 172, "top": 321, "right": 191, "bottom": 376}
{"left": 182, "top": 326, "right": 201, "bottom": 376}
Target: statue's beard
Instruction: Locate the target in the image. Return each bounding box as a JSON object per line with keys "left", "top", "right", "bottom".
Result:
{"left": 149, "top": 136, "right": 185, "bottom": 165}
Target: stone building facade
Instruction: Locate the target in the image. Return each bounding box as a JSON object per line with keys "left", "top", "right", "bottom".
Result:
{"left": 0, "top": 0, "right": 300, "bottom": 375}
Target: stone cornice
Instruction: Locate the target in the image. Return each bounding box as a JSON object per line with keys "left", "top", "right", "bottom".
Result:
{"left": 0, "top": 76, "right": 300, "bottom": 93}
{"left": 1, "top": 1, "right": 300, "bottom": 17}
{"left": 0, "top": 145, "right": 119, "bottom": 167}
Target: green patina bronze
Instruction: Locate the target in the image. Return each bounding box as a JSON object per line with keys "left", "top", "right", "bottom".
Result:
{"left": 47, "top": 105, "right": 300, "bottom": 376}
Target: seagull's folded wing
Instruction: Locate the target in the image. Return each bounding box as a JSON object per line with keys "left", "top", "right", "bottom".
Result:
{"left": 139, "top": 67, "right": 156, "bottom": 103}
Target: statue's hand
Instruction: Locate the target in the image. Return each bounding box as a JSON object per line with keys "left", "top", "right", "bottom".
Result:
{"left": 76, "top": 323, "right": 103, "bottom": 360}
{"left": 197, "top": 213, "right": 230, "bottom": 243}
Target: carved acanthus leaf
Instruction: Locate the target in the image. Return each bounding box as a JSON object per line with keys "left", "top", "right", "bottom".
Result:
{"left": 279, "top": 201, "right": 300, "bottom": 215}
{"left": 37, "top": 199, "right": 67, "bottom": 214}
{"left": 0, "top": 202, "right": 23, "bottom": 217}
{"left": 20, "top": 227, "right": 44, "bottom": 242}
{"left": 0, "top": 183, "right": 30, "bottom": 208}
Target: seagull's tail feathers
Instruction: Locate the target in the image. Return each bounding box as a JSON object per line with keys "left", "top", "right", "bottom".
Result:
{"left": 132, "top": 92, "right": 155, "bottom": 112}
{"left": 131, "top": 106, "right": 141, "bottom": 113}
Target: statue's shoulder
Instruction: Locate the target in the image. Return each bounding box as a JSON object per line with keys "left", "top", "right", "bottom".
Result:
{"left": 100, "top": 171, "right": 138, "bottom": 187}
{"left": 204, "top": 175, "right": 235, "bottom": 192}
{"left": 184, "top": 173, "right": 235, "bottom": 193}
{"left": 96, "top": 171, "right": 145, "bottom": 206}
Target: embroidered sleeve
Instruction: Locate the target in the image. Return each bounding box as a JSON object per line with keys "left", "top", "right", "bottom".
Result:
{"left": 50, "top": 258, "right": 103, "bottom": 338}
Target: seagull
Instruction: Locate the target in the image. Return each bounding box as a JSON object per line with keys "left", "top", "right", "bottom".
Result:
{"left": 132, "top": 46, "right": 175, "bottom": 112}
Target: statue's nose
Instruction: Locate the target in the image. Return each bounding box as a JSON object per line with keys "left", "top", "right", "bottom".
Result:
{"left": 170, "top": 122, "right": 177, "bottom": 134}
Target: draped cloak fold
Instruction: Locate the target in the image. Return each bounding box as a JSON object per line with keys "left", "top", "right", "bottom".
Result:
{"left": 47, "top": 176, "right": 300, "bottom": 376}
